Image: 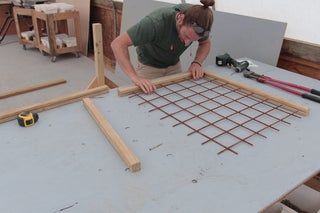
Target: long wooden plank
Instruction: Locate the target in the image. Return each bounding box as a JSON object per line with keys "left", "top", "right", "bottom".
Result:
{"left": 204, "top": 71, "right": 309, "bottom": 116}
{"left": 118, "top": 72, "right": 192, "bottom": 96}
{"left": 0, "top": 79, "right": 67, "bottom": 99}
{"left": 92, "top": 23, "right": 105, "bottom": 87}
{"left": 83, "top": 98, "right": 141, "bottom": 172}
{"left": 0, "top": 86, "right": 109, "bottom": 124}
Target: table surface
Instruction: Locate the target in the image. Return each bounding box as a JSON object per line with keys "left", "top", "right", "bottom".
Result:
{"left": 0, "top": 60, "right": 319, "bottom": 213}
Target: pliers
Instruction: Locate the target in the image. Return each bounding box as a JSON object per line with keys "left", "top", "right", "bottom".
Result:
{"left": 243, "top": 71, "right": 320, "bottom": 103}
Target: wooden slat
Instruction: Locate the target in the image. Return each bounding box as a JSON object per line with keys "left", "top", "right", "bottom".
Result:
{"left": 46, "top": 14, "right": 57, "bottom": 56}
{"left": 56, "top": 46, "right": 81, "bottom": 54}
{"left": 52, "top": 11, "right": 78, "bottom": 21}
{"left": 92, "top": 23, "right": 105, "bottom": 87}
{"left": 13, "top": 7, "right": 33, "bottom": 16}
{"left": 280, "top": 54, "right": 320, "bottom": 70}
{"left": 282, "top": 38, "right": 320, "bottom": 63}
{"left": 0, "top": 86, "right": 109, "bottom": 124}
{"left": 0, "top": 79, "right": 67, "bottom": 99}
{"left": 12, "top": 7, "right": 22, "bottom": 43}
{"left": 33, "top": 10, "right": 47, "bottom": 21}
{"left": 118, "top": 72, "right": 192, "bottom": 96}
{"left": 83, "top": 98, "right": 141, "bottom": 172}
{"left": 204, "top": 71, "right": 309, "bottom": 116}
{"left": 73, "top": 10, "right": 82, "bottom": 53}
{"left": 86, "top": 77, "right": 98, "bottom": 90}
{"left": 86, "top": 76, "right": 116, "bottom": 90}
{"left": 31, "top": 9, "right": 40, "bottom": 48}
{"left": 305, "top": 176, "right": 320, "bottom": 193}
{"left": 261, "top": 169, "right": 320, "bottom": 212}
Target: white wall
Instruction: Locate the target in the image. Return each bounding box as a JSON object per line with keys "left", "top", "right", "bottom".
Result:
{"left": 153, "top": 0, "right": 320, "bottom": 45}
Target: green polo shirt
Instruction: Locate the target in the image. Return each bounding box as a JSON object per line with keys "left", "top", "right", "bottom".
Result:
{"left": 127, "top": 4, "right": 193, "bottom": 68}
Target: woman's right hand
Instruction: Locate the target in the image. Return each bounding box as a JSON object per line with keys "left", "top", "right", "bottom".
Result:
{"left": 131, "top": 76, "right": 157, "bottom": 94}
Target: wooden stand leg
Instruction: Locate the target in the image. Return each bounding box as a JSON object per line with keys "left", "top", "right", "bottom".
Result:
{"left": 83, "top": 98, "right": 141, "bottom": 172}
{"left": 92, "top": 23, "right": 105, "bottom": 87}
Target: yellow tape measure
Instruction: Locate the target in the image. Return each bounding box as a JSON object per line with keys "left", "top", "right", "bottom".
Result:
{"left": 17, "top": 112, "right": 39, "bottom": 127}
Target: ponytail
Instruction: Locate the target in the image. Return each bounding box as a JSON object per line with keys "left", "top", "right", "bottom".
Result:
{"left": 182, "top": 0, "right": 215, "bottom": 31}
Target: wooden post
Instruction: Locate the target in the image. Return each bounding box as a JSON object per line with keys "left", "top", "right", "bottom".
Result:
{"left": 83, "top": 98, "right": 141, "bottom": 172}
{"left": 74, "top": 11, "right": 82, "bottom": 52}
{"left": 92, "top": 23, "right": 105, "bottom": 87}
{"left": 46, "top": 13, "right": 57, "bottom": 56}
{"left": 12, "top": 7, "right": 22, "bottom": 43}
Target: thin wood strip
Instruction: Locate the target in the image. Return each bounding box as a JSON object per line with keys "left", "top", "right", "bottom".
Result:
{"left": 87, "top": 77, "right": 115, "bottom": 90}
{"left": 261, "top": 169, "right": 320, "bottom": 212}
{"left": 118, "top": 72, "right": 192, "bottom": 96}
{"left": 0, "top": 86, "right": 109, "bottom": 124}
{"left": 92, "top": 23, "right": 105, "bottom": 87}
{"left": 0, "top": 79, "right": 67, "bottom": 99}
{"left": 52, "top": 11, "right": 78, "bottom": 21}
{"left": 280, "top": 54, "right": 320, "bottom": 70}
{"left": 13, "top": 7, "right": 33, "bottom": 16}
{"left": 204, "top": 71, "right": 309, "bottom": 116}
{"left": 86, "top": 77, "right": 98, "bottom": 90}
{"left": 73, "top": 10, "right": 82, "bottom": 53}
{"left": 56, "top": 46, "right": 81, "bottom": 55}
{"left": 12, "top": 7, "right": 22, "bottom": 42}
{"left": 304, "top": 176, "right": 320, "bottom": 193}
{"left": 83, "top": 98, "right": 141, "bottom": 172}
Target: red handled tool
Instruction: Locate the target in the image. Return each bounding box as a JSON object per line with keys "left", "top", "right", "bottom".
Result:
{"left": 243, "top": 71, "right": 320, "bottom": 103}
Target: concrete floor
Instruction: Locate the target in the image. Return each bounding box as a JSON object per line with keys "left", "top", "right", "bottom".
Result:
{"left": 0, "top": 35, "right": 96, "bottom": 112}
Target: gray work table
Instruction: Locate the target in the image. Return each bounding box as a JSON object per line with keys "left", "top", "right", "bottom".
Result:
{"left": 0, "top": 61, "right": 319, "bottom": 213}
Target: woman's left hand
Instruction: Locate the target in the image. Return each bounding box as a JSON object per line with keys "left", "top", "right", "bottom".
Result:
{"left": 188, "top": 62, "right": 204, "bottom": 79}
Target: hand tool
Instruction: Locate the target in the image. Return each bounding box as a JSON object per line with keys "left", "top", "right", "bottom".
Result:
{"left": 216, "top": 53, "right": 250, "bottom": 72}
{"left": 243, "top": 71, "right": 320, "bottom": 103}
{"left": 17, "top": 112, "right": 39, "bottom": 127}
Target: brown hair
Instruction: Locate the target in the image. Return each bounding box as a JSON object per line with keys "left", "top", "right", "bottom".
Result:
{"left": 182, "top": 0, "right": 215, "bottom": 31}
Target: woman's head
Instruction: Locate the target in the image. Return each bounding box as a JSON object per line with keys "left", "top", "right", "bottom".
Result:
{"left": 176, "top": 0, "right": 215, "bottom": 46}
{"left": 182, "top": 0, "right": 215, "bottom": 35}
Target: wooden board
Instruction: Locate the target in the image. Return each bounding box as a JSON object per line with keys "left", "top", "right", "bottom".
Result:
{"left": 83, "top": 98, "right": 141, "bottom": 172}
{"left": 204, "top": 71, "right": 309, "bottom": 116}
{"left": 0, "top": 85, "right": 109, "bottom": 124}
{"left": 56, "top": 0, "right": 91, "bottom": 55}
{"left": 0, "top": 79, "right": 67, "bottom": 99}
{"left": 117, "top": 72, "right": 192, "bottom": 97}
{"left": 92, "top": 23, "right": 105, "bottom": 87}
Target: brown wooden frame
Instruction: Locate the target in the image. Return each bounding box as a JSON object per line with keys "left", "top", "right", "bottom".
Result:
{"left": 33, "top": 10, "right": 82, "bottom": 60}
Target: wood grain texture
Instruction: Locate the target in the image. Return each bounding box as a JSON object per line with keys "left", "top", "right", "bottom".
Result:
{"left": 83, "top": 98, "right": 141, "bottom": 172}
{"left": 117, "top": 72, "right": 192, "bottom": 97}
{"left": 0, "top": 86, "right": 109, "bottom": 124}
{"left": 92, "top": 23, "right": 105, "bottom": 86}
{"left": 90, "top": 2, "right": 122, "bottom": 67}
{"left": 204, "top": 71, "right": 309, "bottom": 116}
{"left": 0, "top": 79, "right": 67, "bottom": 99}
{"left": 87, "top": 76, "right": 116, "bottom": 90}
{"left": 281, "top": 38, "right": 320, "bottom": 63}
{"left": 278, "top": 54, "right": 320, "bottom": 80}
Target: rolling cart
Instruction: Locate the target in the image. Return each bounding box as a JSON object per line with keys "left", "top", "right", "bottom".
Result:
{"left": 33, "top": 9, "right": 81, "bottom": 62}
